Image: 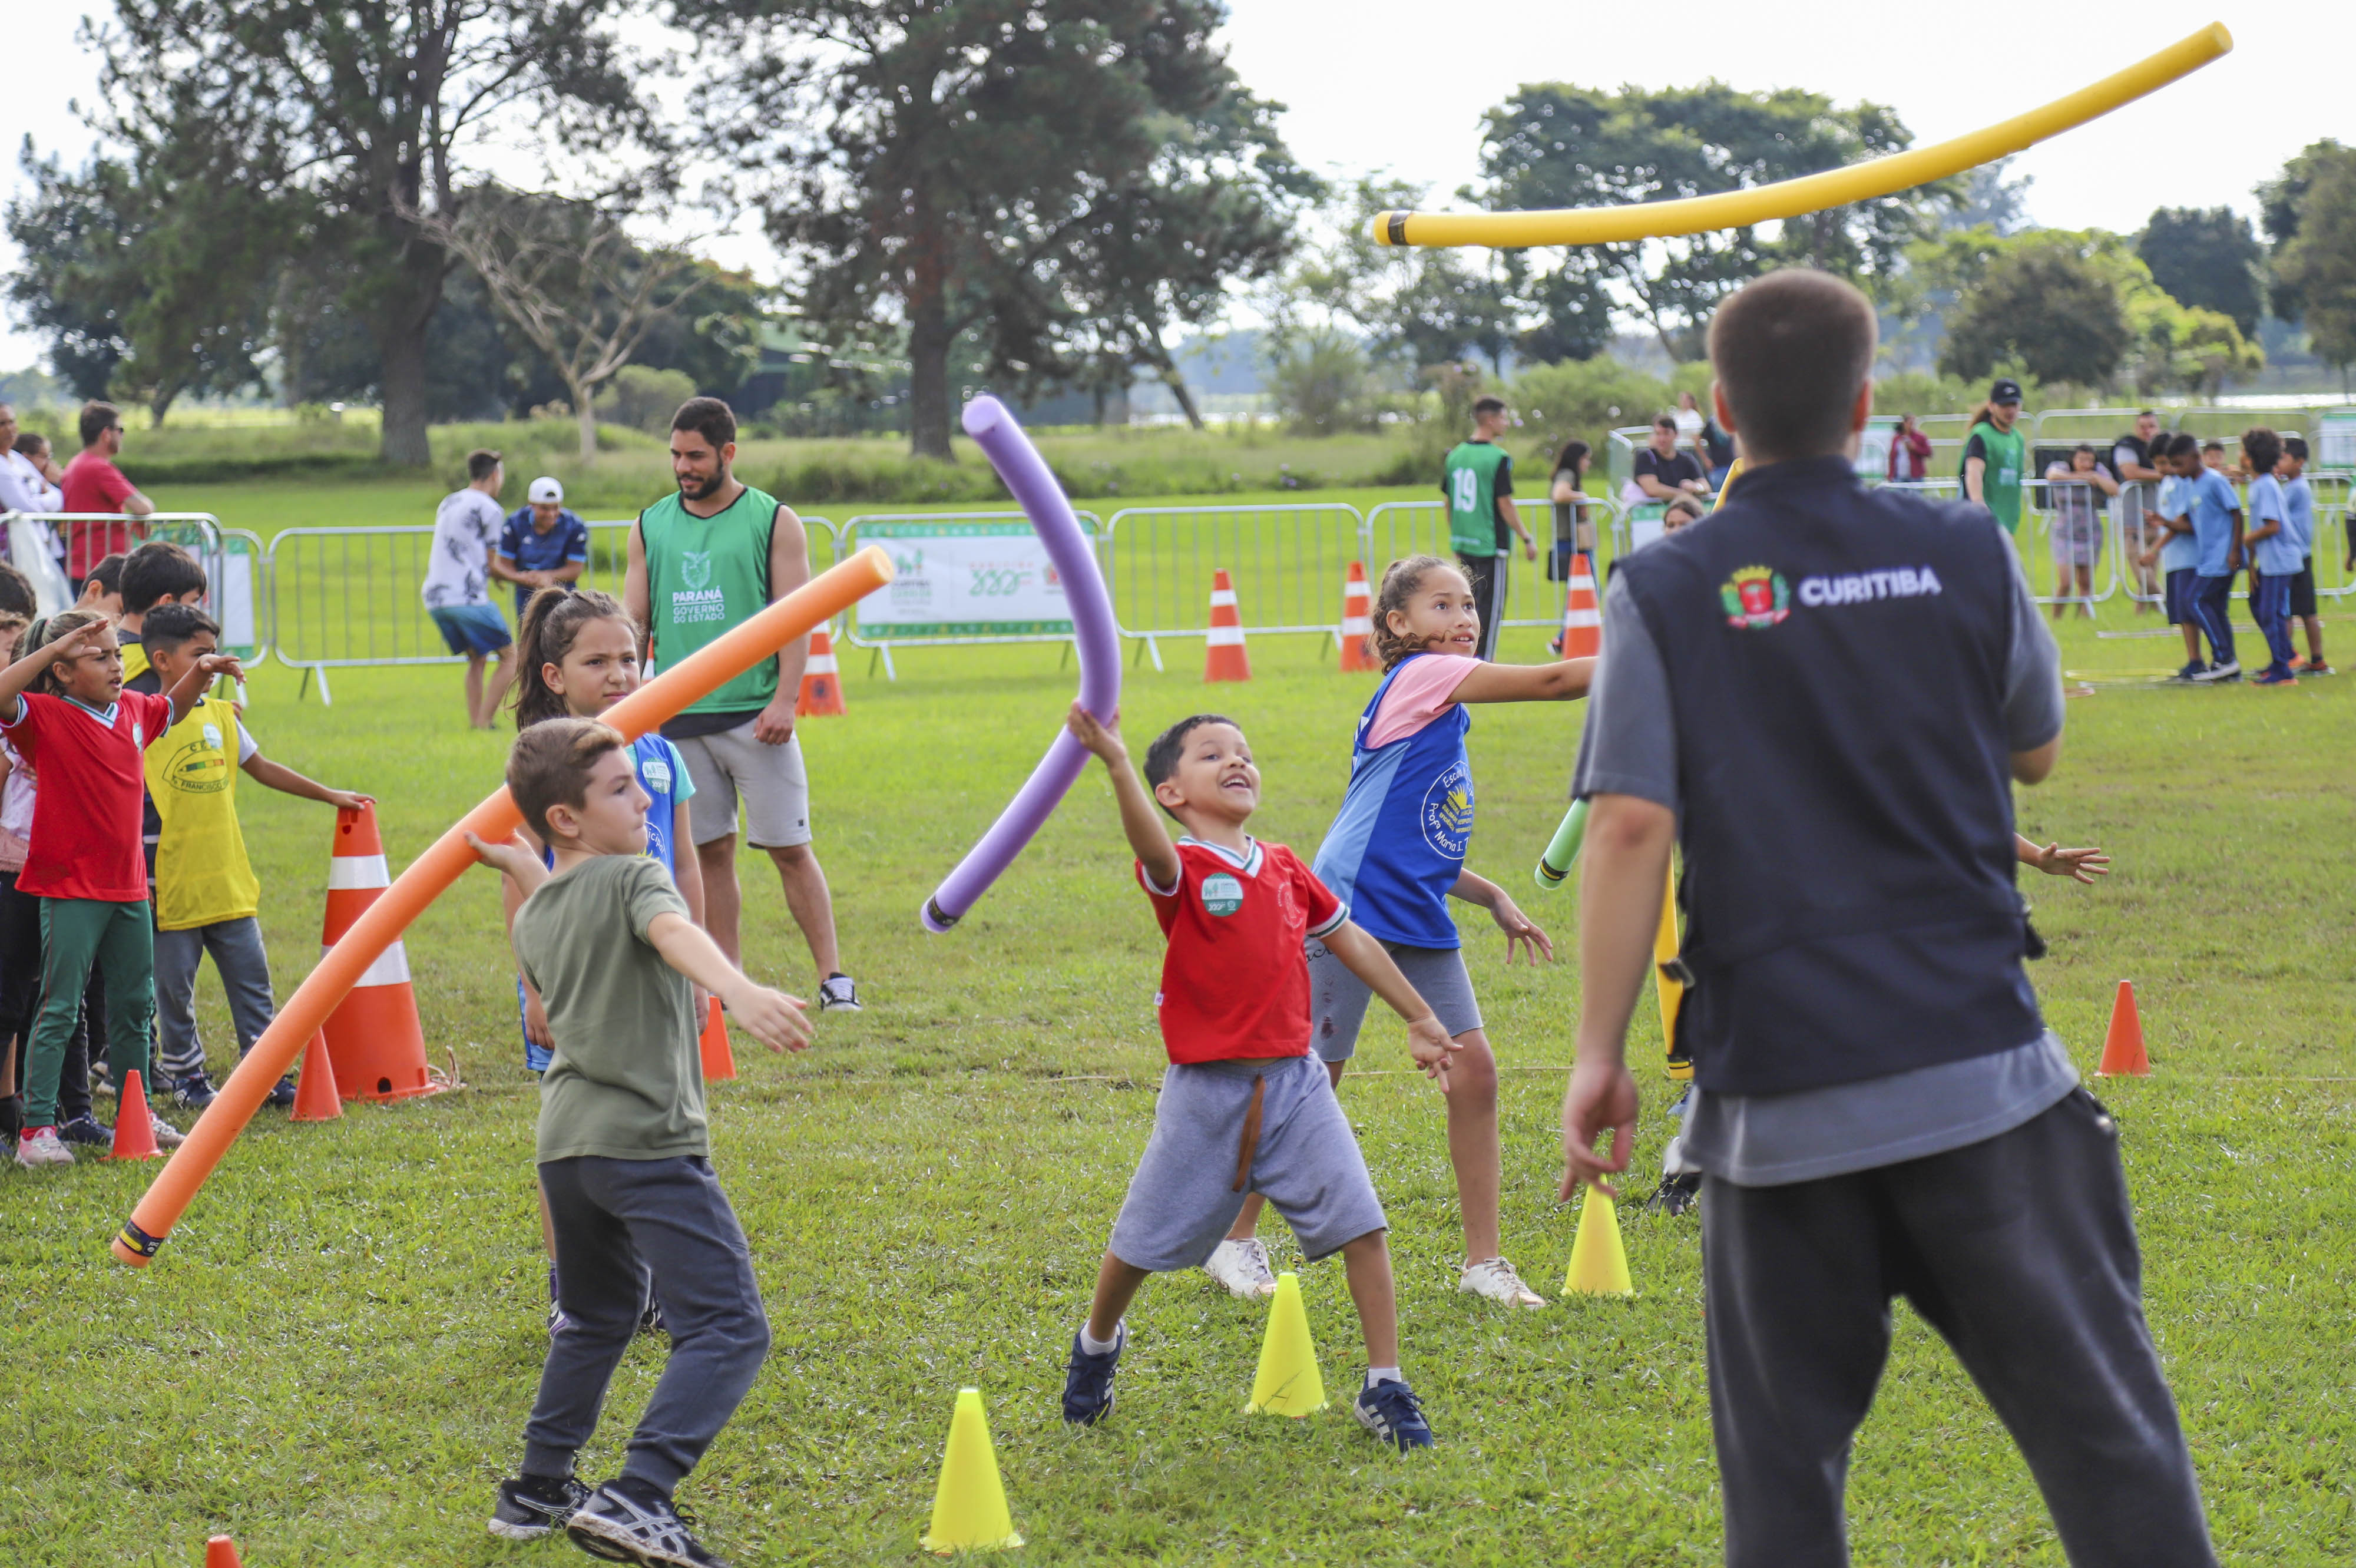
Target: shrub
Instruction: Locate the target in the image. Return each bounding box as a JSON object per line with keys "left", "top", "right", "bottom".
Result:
{"left": 1510, "top": 358, "right": 1672, "bottom": 467}
{"left": 595, "top": 366, "right": 699, "bottom": 434}
{"left": 1265, "top": 328, "right": 1378, "bottom": 435}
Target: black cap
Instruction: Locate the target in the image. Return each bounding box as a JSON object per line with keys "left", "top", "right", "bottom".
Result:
{"left": 1989, "top": 378, "right": 2023, "bottom": 405}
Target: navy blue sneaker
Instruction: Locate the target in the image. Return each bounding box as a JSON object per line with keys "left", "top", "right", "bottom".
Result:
{"left": 1062, "top": 1322, "right": 1125, "bottom": 1426}
{"left": 56, "top": 1115, "right": 112, "bottom": 1148}
{"left": 2172, "top": 659, "right": 2205, "bottom": 682}
{"left": 1354, "top": 1377, "right": 1436, "bottom": 1451}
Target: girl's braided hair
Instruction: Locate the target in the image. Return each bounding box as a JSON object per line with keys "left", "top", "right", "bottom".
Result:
{"left": 511, "top": 588, "right": 638, "bottom": 730}
{"left": 1370, "top": 554, "right": 1466, "bottom": 670}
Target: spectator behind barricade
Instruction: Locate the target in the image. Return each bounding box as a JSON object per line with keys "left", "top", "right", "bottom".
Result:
{"left": 1885, "top": 413, "right": 1932, "bottom": 482}
{"left": 2278, "top": 437, "right": 2328, "bottom": 674}
{"left": 423, "top": 448, "right": 521, "bottom": 730}
{"left": 116, "top": 541, "right": 208, "bottom": 686}
{"left": 1547, "top": 439, "right": 1595, "bottom": 580}
{"left": 59, "top": 402, "right": 155, "bottom": 592}
{"left": 1, "top": 414, "right": 70, "bottom": 606}
{"left": 2201, "top": 438, "right": 2228, "bottom": 475}
{"left": 2043, "top": 445, "right": 2117, "bottom": 621}
{"left": 1673, "top": 388, "right": 1707, "bottom": 451}
{"left": 1624, "top": 415, "right": 1709, "bottom": 504}
{"left": 1960, "top": 379, "right": 2027, "bottom": 534}
{"left": 75, "top": 553, "right": 127, "bottom": 619}
{"left": 1662, "top": 494, "right": 1706, "bottom": 533}
{"left": 140, "top": 603, "right": 373, "bottom": 1109}
{"left": 0, "top": 609, "right": 28, "bottom": 1144}
{"left": 2111, "top": 412, "right": 2165, "bottom": 609}
{"left": 493, "top": 476, "right": 590, "bottom": 623}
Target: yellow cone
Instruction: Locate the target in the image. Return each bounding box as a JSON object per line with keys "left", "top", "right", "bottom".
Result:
{"left": 1247, "top": 1271, "right": 1329, "bottom": 1417}
{"left": 1563, "top": 1188, "right": 1634, "bottom": 1296}
{"left": 919, "top": 1387, "right": 1023, "bottom": 1554}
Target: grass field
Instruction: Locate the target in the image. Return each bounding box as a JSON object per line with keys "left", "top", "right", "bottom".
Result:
{"left": 4, "top": 585, "right": 2355, "bottom": 1567}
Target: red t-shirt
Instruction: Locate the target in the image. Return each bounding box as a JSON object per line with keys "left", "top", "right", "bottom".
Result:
{"left": 0, "top": 690, "right": 174, "bottom": 901}
{"left": 1138, "top": 836, "right": 1346, "bottom": 1064}
{"left": 59, "top": 452, "right": 142, "bottom": 575}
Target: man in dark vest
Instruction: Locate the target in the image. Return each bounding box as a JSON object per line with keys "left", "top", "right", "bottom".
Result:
{"left": 1559, "top": 269, "right": 2215, "bottom": 1567}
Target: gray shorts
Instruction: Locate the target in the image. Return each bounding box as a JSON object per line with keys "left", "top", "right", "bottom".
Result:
{"left": 1108, "top": 1056, "right": 1388, "bottom": 1272}
{"left": 674, "top": 720, "right": 812, "bottom": 849}
{"left": 1305, "top": 938, "right": 1483, "bottom": 1063}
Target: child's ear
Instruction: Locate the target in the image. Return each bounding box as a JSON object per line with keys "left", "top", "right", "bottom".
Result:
{"left": 1151, "top": 777, "right": 1187, "bottom": 812}
{"left": 541, "top": 661, "right": 565, "bottom": 694}
{"left": 544, "top": 801, "right": 580, "bottom": 842}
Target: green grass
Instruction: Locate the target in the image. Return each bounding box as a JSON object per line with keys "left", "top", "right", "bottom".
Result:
{"left": 5, "top": 598, "right": 2354, "bottom": 1567}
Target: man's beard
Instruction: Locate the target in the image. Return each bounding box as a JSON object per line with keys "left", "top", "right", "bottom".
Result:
{"left": 681, "top": 468, "right": 726, "bottom": 501}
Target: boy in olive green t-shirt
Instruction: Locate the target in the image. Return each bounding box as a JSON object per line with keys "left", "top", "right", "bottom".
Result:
{"left": 471, "top": 716, "right": 810, "bottom": 1563}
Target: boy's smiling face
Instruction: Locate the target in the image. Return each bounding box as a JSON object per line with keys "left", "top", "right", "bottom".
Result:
{"left": 1153, "top": 721, "right": 1260, "bottom": 829}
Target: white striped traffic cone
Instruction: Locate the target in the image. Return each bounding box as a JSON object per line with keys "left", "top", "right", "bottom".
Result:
{"left": 1338, "top": 561, "right": 1377, "bottom": 672}
{"left": 1205, "top": 568, "right": 1250, "bottom": 682}
{"left": 319, "top": 803, "right": 438, "bottom": 1101}
{"left": 1557, "top": 551, "right": 1601, "bottom": 658}
{"left": 795, "top": 624, "right": 845, "bottom": 717}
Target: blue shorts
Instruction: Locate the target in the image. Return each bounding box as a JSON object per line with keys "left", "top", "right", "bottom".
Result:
{"left": 2163, "top": 567, "right": 2196, "bottom": 627}
{"left": 429, "top": 603, "right": 512, "bottom": 656}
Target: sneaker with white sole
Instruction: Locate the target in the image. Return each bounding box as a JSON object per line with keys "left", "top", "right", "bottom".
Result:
{"left": 566, "top": 1483, "right": 727, "bottom": 1566}
{"left": 1354, "top": 1376, "right": 1437, "bottom": 1451}
{"left": 15, "top": 1127, "right": 74, "bottom": 1169}
{"left": 1062, "top": 1321, "right": 1126, "bottom": 1427}
{"left": 139, "top": 1112, "right": 187, "bottom": 1149}
{"left": 1458, "top": 1255, "right": 1546, "bottom": 1309}
{"left": 488, "top": 1471, "right": 592, "bottom": 1541}
{"left": 2190, "top": 659, "right": 2241, "bottom": 683}
{"left": 817, "top": 972, "right": 861, "bottom": 1012}
{"left": 1203, "top": 1236, "right": 1279, "bottom": 1300}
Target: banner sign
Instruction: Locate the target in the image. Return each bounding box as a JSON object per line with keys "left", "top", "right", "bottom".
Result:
{"left": 853, "top": 518, "right": 1096, "bottom": 639}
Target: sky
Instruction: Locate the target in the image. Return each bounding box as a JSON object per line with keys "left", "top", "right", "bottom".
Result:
{"left": 2, "top": 3, "right": 2345, "bottom": 373}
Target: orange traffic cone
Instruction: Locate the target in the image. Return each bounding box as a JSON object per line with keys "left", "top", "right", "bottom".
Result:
{"left": 319, "top": 804, "right": 438, "bottom": 1101}
{"left": 2096, "top": 980, "right": 2149, "bottom": 1077}
{"left": 205, "top": 1537, "right": 244, "bottom": 1568}
{"left": 1557, "top": 551, "right": 1601, "bottom": 657}
{"left": 1338, "top": 561, "right": 1378, "bottom": 672}
{"left": 699, "top": 996, "right": 737, "bottom": 1083}
{"left": 290, "top": 1031, "right": 343, "bottom": 1123}
{"left": 1205, "top": 568, "right": 1250, "bottom": 682}
{"left": 795, "top": 625, "right": 846, "bottom": 717}
{"left": 107, "top": 1070, "right": 162, "bottom": 1160}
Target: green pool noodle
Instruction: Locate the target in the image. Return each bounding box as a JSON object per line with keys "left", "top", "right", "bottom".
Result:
{"left": 1534, "top": 797, "right": 1589, "bottom": 891}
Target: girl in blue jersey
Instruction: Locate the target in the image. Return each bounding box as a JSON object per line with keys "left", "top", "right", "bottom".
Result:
{"left": 1211, "top": 555, "right": 1593, "bottom": 1311}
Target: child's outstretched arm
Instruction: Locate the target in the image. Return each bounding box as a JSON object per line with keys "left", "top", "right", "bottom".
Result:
{"left": 0, "top": 617, "right": 106, "bottom": 716}
{"left": 2016, "top": 833, "right": 2109, "bottom": 884}
{"left": 162, "top": 650, "right": 244, "bottom": 725}
{"left": 1449, "top": 868, "right": 1554, "bottom": 964}
{"left": 241, "top": 749, "right": 372, "bottom": 812}
{"left": 1450, "top": 654, "right": 1594, "bottom": 704}
{"left": 644, "top": 912, "right": 812, "bottom": 1054}
{"left": 1064, "top": 701, "right": 1180, "bottom": 891}
{"left": 1316, "top": 920, "right": 1458, "bottom": 1089}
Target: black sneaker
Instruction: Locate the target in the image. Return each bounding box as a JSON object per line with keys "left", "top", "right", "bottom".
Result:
{"left": 488, "top": 1471, "right": 591, "bottom": 1541}
{"left": 2172, "top": 659, "right": 2206, "bottom": 682}
{"left": 1062, "top": 1322, "right": 1125, "bottom": 1427}
{"left": 264, "top": 1076, "right": 297, "bottom": 1109}
{"left": 1354, "top": 1376, "right": 1437, "bottom": 1451}
{"left": 817, "top": 972, "right": 862, "bottom": 1013}
{"left": 566, "top": 1483, "right": 727, "bottom": 1566}
{"left": 173, "top": 1072, "right": 219, "bottom": 1110}
{"left": 638, "top": 1285, "right": 667, "bottom": 1339}
{"left": 1645, "top": 1170, "right": 1702, "bottom": 1217}
{"left": 2190, "top": 659, "right": 2241, "bottom": 683}
{"left": 56, "top": 1115, "right": 113, "bottom": 1148}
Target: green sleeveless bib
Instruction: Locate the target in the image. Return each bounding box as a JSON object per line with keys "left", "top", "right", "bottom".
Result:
{"left": 1962, "top": 421, "right": 2026, "bottom": 533}
{"left": 1443, "top": 441, "right": 1510, "bottom": 558}
{"left": 640, "top": 483, "right": 780, "bottom": 716}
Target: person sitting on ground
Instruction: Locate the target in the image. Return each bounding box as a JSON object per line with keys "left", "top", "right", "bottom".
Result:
{"left": 1057, "top": 704, "right": 1453, "bottom": 1450}
{"left": 423, "top": 448, "right": 521, "bottom": 730}
{"left": 494, "top": 477, "right": 591, "bottom": 623}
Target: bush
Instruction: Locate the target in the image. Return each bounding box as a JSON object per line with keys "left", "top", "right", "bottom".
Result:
{"left": 1510, "top": 357, "right": 1672, "bottom": 468}
{"left": 595, "top": 366, "right": 699, "bottom": 434}
{"left": 1265, "top": 328, "right": 1378, "bottom": 435}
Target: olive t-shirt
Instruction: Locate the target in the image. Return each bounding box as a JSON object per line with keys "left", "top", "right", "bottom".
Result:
{"left": 513, "top": 854, "right": 704, "bottom": 1164}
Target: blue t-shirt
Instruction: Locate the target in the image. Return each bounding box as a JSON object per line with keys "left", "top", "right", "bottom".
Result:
{"left": 499, "top": 506, "right": 591, "bottom": 617}
{"left": 2186, "top": 467, "right": 2240, "bottom": 578}
{"left": 2155, "top": 474, "right": 2198, "bottom": 573}
{"left": 2282, "top": 475, "right": 2315, "bottom": 557}
{"left": 2246, "top": 474, "right": 2302, "bottom": 576}
{"left": 534, "top": 733, "right": 696, "bottom": 875}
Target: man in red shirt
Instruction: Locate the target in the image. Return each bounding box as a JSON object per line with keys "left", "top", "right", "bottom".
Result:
{"left": 59, "top": 402, "right": 155, "bottom": 589}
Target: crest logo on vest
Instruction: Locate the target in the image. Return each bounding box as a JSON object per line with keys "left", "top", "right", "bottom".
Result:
{"left": 1420, "top": 760, "right": 1474, "bottom": 859}
{"left": 161, "top": 737, "right": 231, "bottom": 795}
{"left": 641, "top": 756, "right": 673, "bottom": 795}
{"left": 1200, "top": 873, "right": 1245, "bottom": 916}
{"left": 1720, "top": 565, "right": 1792, "bottom": 629}
{"left": 681, "top": 550, "right": 714, "bottom": 590}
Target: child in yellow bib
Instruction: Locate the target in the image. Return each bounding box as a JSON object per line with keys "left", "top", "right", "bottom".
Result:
{"left": 140, "top": 605, "right": 373, "bottom": 1109}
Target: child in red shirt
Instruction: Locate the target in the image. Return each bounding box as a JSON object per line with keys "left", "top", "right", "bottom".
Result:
{"left": 1057, "top": 703, "right": 1454, "bottom": 1451}
{"left": 1, "top": 610, "right": 241, "bottom": 1167}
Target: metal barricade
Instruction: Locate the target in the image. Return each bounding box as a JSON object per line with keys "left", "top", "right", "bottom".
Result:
{"left": 839, "top": 510, "right": 1096, "bottom": 679}
{"left": 4, "top": 510, "right": 230, "bottom": 627}
{"left": 2020, "top": 478, "right": 2122, "bottom": 610}
{"left": 216, "top": 526, "right": 271, "bottom": 661}
{"left": 1106, "top": 502, "right": 1362, "bottom": 670}
{"left": 1363, "top": 499, "right": 1564, "bottom": 634}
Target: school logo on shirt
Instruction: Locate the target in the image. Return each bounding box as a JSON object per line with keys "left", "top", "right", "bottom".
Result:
{"left": 641, "top": 756, "right": 673, "bottom": 795}
{"left": 681, "top": 550, "right": 714, "bottom": 591}
{"left": 1720, "top": 565, "right": 1792, "bottom": 629}
{"left": 1200, "top": 873, "right": 1245, "bottom": 916}
{"left": 1420, "top": 760, "right": 1474, "bottom": 860}
{"left": 160, "top": 737, "right": 230, "bottom": 794}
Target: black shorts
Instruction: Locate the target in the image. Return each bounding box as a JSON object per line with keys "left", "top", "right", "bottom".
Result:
{"left": 2290, "top": 555, "right": 2318, "bottom": 619}
{"left": 2163, "top": 567, "right": 2196, "bottom": 627}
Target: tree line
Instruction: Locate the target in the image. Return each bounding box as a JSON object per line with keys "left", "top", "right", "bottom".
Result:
{"left": 8, "top": 2, "right": 2354, "bottom": 468}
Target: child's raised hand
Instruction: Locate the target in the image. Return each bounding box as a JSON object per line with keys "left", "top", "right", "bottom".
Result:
{"left": 43, "top": 619, "right": 110, "bottom": 664}
{"left": 1485, "top": 894, "right": 1554, "bottom": 965}
{"left": 1405, "top": 1013, "right": 1460, "bottom": 1091}
{"left": 2030, "top": 842, "right": 2110, "bottom": 884}
{"left": 325, "top": 790, "right": 375, "bottom": 812}
{"left": 722, "top": 980, "right": 812, "bottom": 1054}
{"left": 1064, "top": 700, "right": 1124, "bottom": 762}
{"left": 196, "top": 653, "right": 245, "bottom": 684}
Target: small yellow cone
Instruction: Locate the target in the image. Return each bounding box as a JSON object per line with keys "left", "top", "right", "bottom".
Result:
{"left": 1246, "top": 1271, "right": 1329, "bottom": 1417}
{"left": 920, "top": 1387, "right": 1023, "bottom": 1554}
{"left": 1563, "top": 1187, "right": 1634, "bottom": 1296}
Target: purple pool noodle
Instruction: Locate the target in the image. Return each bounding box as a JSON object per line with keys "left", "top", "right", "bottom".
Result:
{"left": 922, "top": 397, "right": 1123, "bottom": 932}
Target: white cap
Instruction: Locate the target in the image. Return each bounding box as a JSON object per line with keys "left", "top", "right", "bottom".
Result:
{"left": 528, "top": 476, "right": 564, "bottom": 504}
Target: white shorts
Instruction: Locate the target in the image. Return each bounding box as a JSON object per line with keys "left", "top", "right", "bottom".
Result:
{"left": 674, "top": 719, "right": 812, "bottom": 849}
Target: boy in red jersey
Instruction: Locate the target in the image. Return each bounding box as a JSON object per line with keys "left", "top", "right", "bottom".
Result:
{"left": 1059, "top": 704, "right": 1455, "bottom": 1450}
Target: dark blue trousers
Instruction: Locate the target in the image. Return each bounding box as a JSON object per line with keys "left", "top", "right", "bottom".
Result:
{"left": 2251, "top": 569, "right": 2294, "bottom": 672}
{"left": 2187, "top": 573, "right": 2236, "bottom": 666}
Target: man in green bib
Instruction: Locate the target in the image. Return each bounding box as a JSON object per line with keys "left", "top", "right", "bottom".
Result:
{"left": 1961, "top": 377, "right": 2029, "bottom": 534}
{"left": 624, "top": 397, "right": 859, "bottom": 1012}
{"left": 1441, "top": 396, "right": 1536, "bottom": 660}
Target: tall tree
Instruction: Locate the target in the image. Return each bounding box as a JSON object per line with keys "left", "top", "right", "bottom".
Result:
{"left": 1475, "top": 82, "right": 1954, "bottom": 362}
{"left": 681, "top": 0, "right": 1311, "bottom": 458}
{"left": 1273, "top": 178, "right": 1518, "bottom": 376}
{"left": 1938, "top": 234, "right": 2130, "bottom": 392}
{"left": 2272, "top": 145, "right": 2356, "bottom": 375}
{"left": 77, "top": 0, "right": 653, "bottom": 464}
{"left": 2136, "top": 207, "right": 2264, "bottom": 336}
{"left": 2258, "top": 140, "right": 2353, "bottom": 332}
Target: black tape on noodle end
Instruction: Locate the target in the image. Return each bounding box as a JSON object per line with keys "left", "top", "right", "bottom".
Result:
{"left": 1385, "top": 212, "right": 1410, "bottom": 247}
{"left": 116, "top": 1219, "right": 163, "bottom": 1259}
{"left": 1536, "top": 858, "right": 1568, "bottom": 886}
{"left": 924, "top": 897, "right": 959, "bottom": 932}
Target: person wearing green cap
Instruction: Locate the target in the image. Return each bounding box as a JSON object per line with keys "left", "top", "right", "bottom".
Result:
{"left": 1960, "top": 378, "right": 2028, "bottom": 533}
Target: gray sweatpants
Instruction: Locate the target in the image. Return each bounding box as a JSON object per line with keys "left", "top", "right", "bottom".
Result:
{"left": 1702, "top": 1088, "right": 2216, "bottom": 1568}
{"left": 525, "top": 1155, "right": 771, "bottom": 1497}
{"left": 154, "top": 916, "right": 278, "bottom": 1084}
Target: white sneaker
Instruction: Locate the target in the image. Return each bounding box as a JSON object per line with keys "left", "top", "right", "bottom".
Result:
{"left": 144, "top": 1112, "right": 187, "bottom": 1149}
{"left": 1459, "top": 1255, "right": 1547, "bottom": 1309}
{"left": 15, "top": 1127, "right": 74, "bottom": 1169}
{"left": 818, "top": 973, "right": 862, "bottom": 1012}
{"left": 1203, "top": 1237, "right": 1279, "bottom": 1300}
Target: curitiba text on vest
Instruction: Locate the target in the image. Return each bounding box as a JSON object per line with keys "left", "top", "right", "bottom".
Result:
{"left": 1796, "top": 565, "right": 1945, "bottom": 608}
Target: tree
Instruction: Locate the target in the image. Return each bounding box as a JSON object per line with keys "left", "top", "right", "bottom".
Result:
{"left": 1271, "top": 178, "right": 1518, "bottom": 376}
{"left": 1938, "top": 234, "right": 2130, "bottom": 391}
{"left": 2273, "top": 145, "right": 2356, "bottom": 374}
{"left": 78, "top": 0, "right": 653, "bottom": 464}
{"left": 681, "top": 0, "right": 1312, "bottom": 458}
{"left": 2255, "top": 139, "right": 2348, "bottom": 325}
{"left": 2136, "top": 207, "right": 2264, "bottom": 336}
{"left": 1475, "top": 82, "right": 1955, "bottom": 362}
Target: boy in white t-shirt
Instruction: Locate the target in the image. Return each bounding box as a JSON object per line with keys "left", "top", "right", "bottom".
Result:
{"left": 423, "top": 448, "right": 520, "bottom": 729}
